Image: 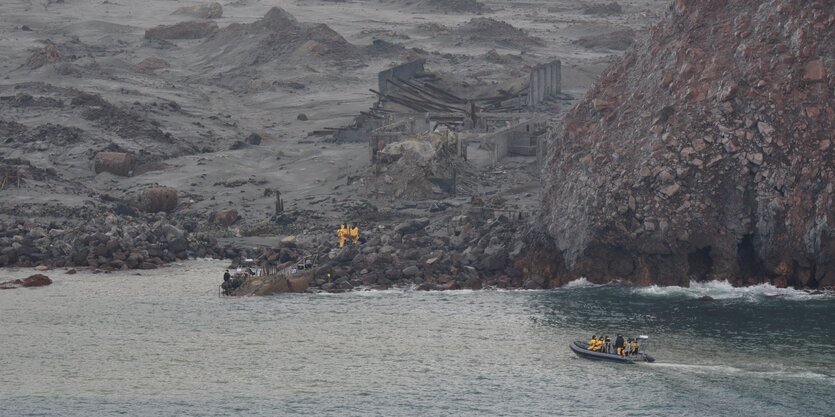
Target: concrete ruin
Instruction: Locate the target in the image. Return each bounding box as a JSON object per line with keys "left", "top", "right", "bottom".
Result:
{"left": 377, "top": 59, "right": 428, "bottom": 96}
{"left": 526, "top": 60, "right": 561, "bottom": 108}
{"left": 366, "top": 59, "right": 558, "bottom": 167}
{"left": 479, "top": 115, "right": 547, "bottom": 165}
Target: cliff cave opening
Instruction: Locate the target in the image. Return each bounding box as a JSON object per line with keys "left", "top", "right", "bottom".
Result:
{"left": 736, "top": 234, "right": 764, "bottom": 278}
{"left": 687, "top": 246, "right": 713, "bottom": 281}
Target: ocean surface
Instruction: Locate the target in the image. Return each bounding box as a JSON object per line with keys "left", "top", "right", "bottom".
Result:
{"left": 1, "top": 260, "right": 833, "bottom": 416}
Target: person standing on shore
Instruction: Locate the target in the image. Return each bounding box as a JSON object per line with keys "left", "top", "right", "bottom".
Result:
{"left": 222, "top": 270, "right": 231, "bottom": 296}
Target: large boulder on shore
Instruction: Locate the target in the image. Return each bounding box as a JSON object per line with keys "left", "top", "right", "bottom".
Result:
{"left": 539, "top": 0, "right": 834, "bottom": 288}
{"left": 0, "top": 274, "right": 52, "bottom": 290}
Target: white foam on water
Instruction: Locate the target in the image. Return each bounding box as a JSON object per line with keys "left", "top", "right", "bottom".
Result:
{"left": 646, "top": 362, "right": 833, "bottom": 382}
{"left": 633, "top": 280, "right": 832, "bottom": 301}
{"left": 561, "top": 277, "right": 600, "bottom": 289}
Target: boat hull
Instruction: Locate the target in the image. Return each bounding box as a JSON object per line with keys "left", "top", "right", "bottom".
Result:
{"left": 569, "top": 341, "right": 655, "bottom": 363}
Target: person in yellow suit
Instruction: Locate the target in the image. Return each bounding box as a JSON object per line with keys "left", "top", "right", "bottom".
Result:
{"left": 350, "top": 225, "right": 360, "bottom": 245}
{"left": 337, "top": 224, "right": 348, "bottom": 248}
{"left": 587, "top": 335, "right": 597, "bottom": 350}
{"left": 594, "top": 337, "right": 604, "bottom": 352}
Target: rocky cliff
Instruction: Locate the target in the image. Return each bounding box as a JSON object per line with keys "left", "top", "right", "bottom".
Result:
{"left": 539, "top": 0, "right": 834, "bottom": 288}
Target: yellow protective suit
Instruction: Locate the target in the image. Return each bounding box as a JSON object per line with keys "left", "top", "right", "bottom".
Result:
{"left": 337, "top": 225, "right": 348, "bottom": 248}
{"left": 350, "top": 226, "right": 360, "bottom": 244}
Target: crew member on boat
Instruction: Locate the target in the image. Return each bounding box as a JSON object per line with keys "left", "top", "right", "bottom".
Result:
{"left": 615, "top": 334, "right": 625, "bottom": 356}
{"left": 587, "top": 335, "right": 598, "bottom": 350}
{"left": 593, "top": 336, "right": 604, "bottom": 352}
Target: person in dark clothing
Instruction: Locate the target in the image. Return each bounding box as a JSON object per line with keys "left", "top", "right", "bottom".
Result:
{"left": 604, "top": 336, "right": 612, "bottom": 353}
{"left": 615, "top": 334, "right": 625, "bottom": 356}
{"left": 222, "top": 270, "right": 232, "bottom": 296}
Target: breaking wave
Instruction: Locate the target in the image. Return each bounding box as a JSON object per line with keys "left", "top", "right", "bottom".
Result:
{"left": 633, "top": 280, "right": 832, "bottom": 301}
{"left": 561, "top": 277, "right": 601, "bottom": 289}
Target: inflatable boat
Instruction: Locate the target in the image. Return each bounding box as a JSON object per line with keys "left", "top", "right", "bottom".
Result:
{"left": 569, "top": 339, "right": 655, "bottom": 364}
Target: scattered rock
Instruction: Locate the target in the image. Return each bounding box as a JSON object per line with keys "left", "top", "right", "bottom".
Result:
{"left": 25, "top": 42, "right": 61, "bottom": 69}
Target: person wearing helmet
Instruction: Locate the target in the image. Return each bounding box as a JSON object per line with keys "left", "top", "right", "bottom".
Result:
{"left": 615, "top": 334, "right": 625, "bottom": 356}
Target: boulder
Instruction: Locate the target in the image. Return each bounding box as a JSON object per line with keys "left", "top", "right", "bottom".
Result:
{"left": 94, "top": 152, "right": 134, "bottom": 177}
{"left": 394, "top": 218, "right": 430, "bottom": 235}
{"left": 136, "top": 57, "right": 170, "bottom": 72}
{"left": 172, "top": 2, "right": 223, "bottom": 19}
{"left": 402, "top": 265, "right": 420, "bottom": 277}
{"left": 139, "top": 186, "right": 178, "bottom": 212}
{"left": 245, "top": 133, "right": 262, "bottom": 145}
{"left": 210, "top": 209, "right": 239, "bottom": 226}
{"left": 145, "top": 20, "right": 218, "bottom": 40}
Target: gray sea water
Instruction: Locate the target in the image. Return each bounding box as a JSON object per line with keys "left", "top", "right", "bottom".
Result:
{"left": 1, "top": 260, "right": 833, "bottom": 416}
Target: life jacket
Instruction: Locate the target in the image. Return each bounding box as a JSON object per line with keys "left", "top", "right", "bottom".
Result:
{"left": 587, "top": 338, "right": 596, "bottom": 349}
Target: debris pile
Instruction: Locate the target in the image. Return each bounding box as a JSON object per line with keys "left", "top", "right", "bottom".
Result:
{"left": 368, "top": 129, "right": 466, "bottom": 200}
{"left": 540, "top": 0, "right": 834, "bottom": 289}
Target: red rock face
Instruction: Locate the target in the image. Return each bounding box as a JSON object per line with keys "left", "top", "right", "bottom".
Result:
{"left": 541, "top": 0, "right": 834, "bottom": 288}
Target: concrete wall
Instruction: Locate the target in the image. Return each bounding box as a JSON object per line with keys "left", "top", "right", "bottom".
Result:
{"left": 378, "top": 59, "right": 426, "bottom": 96}
{"left": 527, "top": 60, "right": 561, "bottom": 108}
{"left": 481, "top": 118, "right": 548, "bottom": 165}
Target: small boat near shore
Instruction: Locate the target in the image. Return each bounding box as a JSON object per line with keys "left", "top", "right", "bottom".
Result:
{"left": 569, "top": 338, "right": 655, "bottom": 364}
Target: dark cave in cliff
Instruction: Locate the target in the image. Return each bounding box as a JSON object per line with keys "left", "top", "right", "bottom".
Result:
{"left": 687, "top": 246, "right": 713, "bottom": 281}
{"left": 736, "top": 234, "right": 765, "bottom": 279}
